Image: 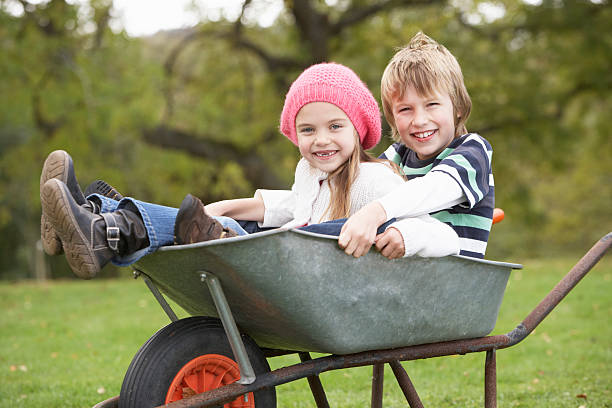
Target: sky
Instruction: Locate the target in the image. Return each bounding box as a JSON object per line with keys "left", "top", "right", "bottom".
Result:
{"left": 109, "top": 0, "right": 285, "bottom": 37}
{"left": 111, "top": 0, "right": 511, "bottom": 37}
{"left": 111, "top": 0, "right": 242, "bottom": 36}
{"left": 1, "top": 0, "right": 550, "bottom": 37}
{"left": 1, "top": 0, "right": 285, "bottom": 37}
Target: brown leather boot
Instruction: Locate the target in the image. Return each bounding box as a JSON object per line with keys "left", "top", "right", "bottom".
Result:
{"left": 174, "top": 194, "right": 237, "bottom": 245}
{"left": 40, "top": 151, "right": 125, "bottom": 256}
{"left": 41, "top": 179, "right": 149, "bottom": 279}
{"left": 40, "top": 150, "right": 87, "bottom": 256}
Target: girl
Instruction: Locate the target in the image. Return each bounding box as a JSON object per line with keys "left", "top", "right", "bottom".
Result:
{"left": 176, "top": 63, "right": 413, "bottom": 241}
{"left": 41, "top": 63, "right": 459, "bottom": 280}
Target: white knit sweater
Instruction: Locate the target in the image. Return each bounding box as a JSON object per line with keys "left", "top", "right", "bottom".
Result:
{"left": 257, "top": 158, "right": 406, "bottom": 229}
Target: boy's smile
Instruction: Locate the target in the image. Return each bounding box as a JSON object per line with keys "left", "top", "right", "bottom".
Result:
{"left": 392, "top": 85, "right": 457, "bottom": 160}
{"left": 295, "top": 102, "right": 357, "bottom": 173}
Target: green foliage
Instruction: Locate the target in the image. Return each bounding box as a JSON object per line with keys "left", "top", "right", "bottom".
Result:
{"left": 0, "top": 0, "right": 610, "bottom": 278}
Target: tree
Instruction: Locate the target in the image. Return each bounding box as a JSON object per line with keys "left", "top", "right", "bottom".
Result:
{"left": 144, "top": 0, "right": 447, "bottom": 190}
{"left": 0, "top": 0, "right": 610, "bottom": 279}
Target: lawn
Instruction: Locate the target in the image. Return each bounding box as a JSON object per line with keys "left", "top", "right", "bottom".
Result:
{"left": 1, "top": 254, "right": 610, "bottom": 407}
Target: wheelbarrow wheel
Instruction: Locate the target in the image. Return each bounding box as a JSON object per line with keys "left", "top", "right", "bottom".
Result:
{"left": 119, "top": 316, "right": 276, "bottom": 407}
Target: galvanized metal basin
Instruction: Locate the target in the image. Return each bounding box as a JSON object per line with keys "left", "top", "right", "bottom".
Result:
{"left": 134, "top": 229, "right": 521, "bottom": 355}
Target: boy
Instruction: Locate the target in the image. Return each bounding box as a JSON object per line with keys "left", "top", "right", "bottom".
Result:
{"left": 339, "top": 32, "right": 494, "bottom": 259}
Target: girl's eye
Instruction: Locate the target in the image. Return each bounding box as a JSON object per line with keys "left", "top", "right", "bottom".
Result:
{"left": 299, "top": 127, "right": 314, "bottom": 134}
{"left": 330, "top": 123, "right": 342, "bottom": 130}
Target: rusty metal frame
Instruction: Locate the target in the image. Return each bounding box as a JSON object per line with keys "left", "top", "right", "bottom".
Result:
{"left": 152, "top": 232, "right": 610, "bottom": 408}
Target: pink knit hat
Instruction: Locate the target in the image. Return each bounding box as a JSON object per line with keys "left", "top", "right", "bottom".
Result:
{"left": 280, "top": 63, "right": 381, "bottom": 150}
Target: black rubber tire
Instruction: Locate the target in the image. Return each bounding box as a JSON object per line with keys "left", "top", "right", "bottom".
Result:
{"left": 119, "top": 316, "right": 276, "bottom": 407}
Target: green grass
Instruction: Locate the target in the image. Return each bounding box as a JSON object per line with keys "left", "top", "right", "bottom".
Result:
{"left": 1, "top": 256, "right": 610, "bottom": 407}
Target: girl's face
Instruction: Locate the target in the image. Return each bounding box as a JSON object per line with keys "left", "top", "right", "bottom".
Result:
{"left": 295, "top": 102, "right": 357, "bottom": 173}
{"left": 391, "top": 84, "right": 456, "bottom": 160}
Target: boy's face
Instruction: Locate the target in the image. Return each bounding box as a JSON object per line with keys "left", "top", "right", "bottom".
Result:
{"left": 391, "top": 84, "right": 456, "bottom": 160}
{"left": 295, "top": 102, "right": 357, "bottom": 173}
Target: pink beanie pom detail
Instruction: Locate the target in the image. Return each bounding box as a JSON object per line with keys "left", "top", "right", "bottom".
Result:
{"left": 280, "top": 63, "right": 382, "bottom": 150}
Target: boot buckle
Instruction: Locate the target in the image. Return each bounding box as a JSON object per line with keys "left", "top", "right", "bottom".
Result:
{"left": 107, "top": 227, "right": 120, "bottom": 251}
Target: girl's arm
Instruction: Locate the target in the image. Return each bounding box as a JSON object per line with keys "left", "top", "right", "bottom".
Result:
{"left": 205, "top": 193, "right": 265, "bottom": 222}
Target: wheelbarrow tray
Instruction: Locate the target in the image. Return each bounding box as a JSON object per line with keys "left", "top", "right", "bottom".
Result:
{"left": 134, "top": 228, "right": 520, "bottom": 355}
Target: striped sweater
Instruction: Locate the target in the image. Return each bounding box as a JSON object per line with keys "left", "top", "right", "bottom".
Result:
{"left": 380, "top": 133, "right": 494, "bottom": 258}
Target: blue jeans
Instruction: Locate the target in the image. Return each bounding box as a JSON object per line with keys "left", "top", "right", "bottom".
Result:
{"left": 93, "top": 195, "right": 248, "bottom": 266}
{"left": 94, "top": 194, "right": 394, "bottom": 266}
{"left": 239, "top": 218, "right": 396, "bottom": 235}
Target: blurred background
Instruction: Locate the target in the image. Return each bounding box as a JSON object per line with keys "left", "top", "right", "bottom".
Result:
{"left": 0, "top": 0, "right": 610, "bottom": 280}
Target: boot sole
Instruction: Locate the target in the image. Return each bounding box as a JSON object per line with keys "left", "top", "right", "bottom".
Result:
{"left": 42, "top": 179, "right": 99, "bottom": 279}
{"left": 174, "top": 194, "right": 227, "bottom": 244}
{"left": 84, "top": 180, "right": 123, "bottom": 201}
{"left": 40, "top": 151, "right": 71, "bottom": 255}
{"left": 174, "top": 194, "right": 200, "bottom": 245}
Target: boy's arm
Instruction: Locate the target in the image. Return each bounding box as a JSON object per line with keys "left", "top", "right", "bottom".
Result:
{"left": 338, "top": 172, "right": 464, "bottom": 257}
{"left": 356, "top": 134, "right": 494, "bottom": 259}
{"left": 378, "top": 171, "right": 465, "bottom": 218}
{"left": 205, "top": 194, "right": 265, "bottom": 222}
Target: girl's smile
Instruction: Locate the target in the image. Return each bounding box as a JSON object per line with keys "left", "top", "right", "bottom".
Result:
{"left": 313, "top": 150, "right": 338, "bottom": 158}
{"left": 295, "top": 102, "right": 357, "bottom": 173}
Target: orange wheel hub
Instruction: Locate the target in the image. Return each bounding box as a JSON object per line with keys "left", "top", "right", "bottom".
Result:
{"left": 165, "top": 354, "right": 255, "bottom": 407}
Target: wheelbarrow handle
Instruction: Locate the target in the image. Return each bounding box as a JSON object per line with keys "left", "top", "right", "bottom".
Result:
{"left": 505, "top": 232, "right": 612, "bottom": 346}
{"left": 492, "top": 208, "right": 505, "bottom": 225}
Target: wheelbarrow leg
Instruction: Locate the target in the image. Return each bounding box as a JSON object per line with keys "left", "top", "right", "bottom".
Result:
{"left": 389, "top": 360, "right": 424, "bottom": 408}
{"left": 133, "top": 268, "right": 179, "bottom": 322}
{"left": 484, "top": 350, "right": 497, "bottom": 408}
{"left": 299, "top": 352, "right": 330, "bottom": 408}
{"left": 200, "top": 271, "right": 256, "bottom": 385}
{"left": 371, "top": 363, "right": 384, "bottom": 408}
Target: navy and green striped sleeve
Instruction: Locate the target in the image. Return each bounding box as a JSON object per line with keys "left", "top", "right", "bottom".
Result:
{"left": 431, "top": 134, "right": 492, "bottom": 209}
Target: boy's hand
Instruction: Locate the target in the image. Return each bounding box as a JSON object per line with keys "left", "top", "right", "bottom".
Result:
{"left": 375, "top": 227, "right": 405, "bottom": 259}
{"left": 338, "top": 201, "right": 387, "bottom": 258}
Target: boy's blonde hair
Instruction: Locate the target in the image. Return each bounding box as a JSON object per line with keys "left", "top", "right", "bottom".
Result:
{"left": 381, "top": 32, "right": 472, "bottom": 142}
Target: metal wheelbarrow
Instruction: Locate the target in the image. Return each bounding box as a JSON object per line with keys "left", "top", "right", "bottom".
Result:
{"left": 93, "top": 229, "right": 611, "bottom": 408}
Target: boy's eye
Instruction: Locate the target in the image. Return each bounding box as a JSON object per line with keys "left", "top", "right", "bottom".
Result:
{"left": 398, "top": 107, "right": 411, "bottom": 113}
{"left": 427, "top": 102, "right": 439, "bottom": 107}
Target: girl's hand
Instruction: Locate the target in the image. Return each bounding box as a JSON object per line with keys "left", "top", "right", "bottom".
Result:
{"left": 204, "top": 202, "right": 225, "bottom": 217}
{"left": 204, "top": 197, "right": 265, "bottom": 222}
{"left": 375, "top": 227, "right": 405, "bottom": 259}
{"left": 338, "top": 202, "right": 387, "bottom": 258}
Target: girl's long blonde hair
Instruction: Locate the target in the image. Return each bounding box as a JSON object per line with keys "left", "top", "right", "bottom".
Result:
{"left": 323, "top": 132, "right": 404, "bottom": 221}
